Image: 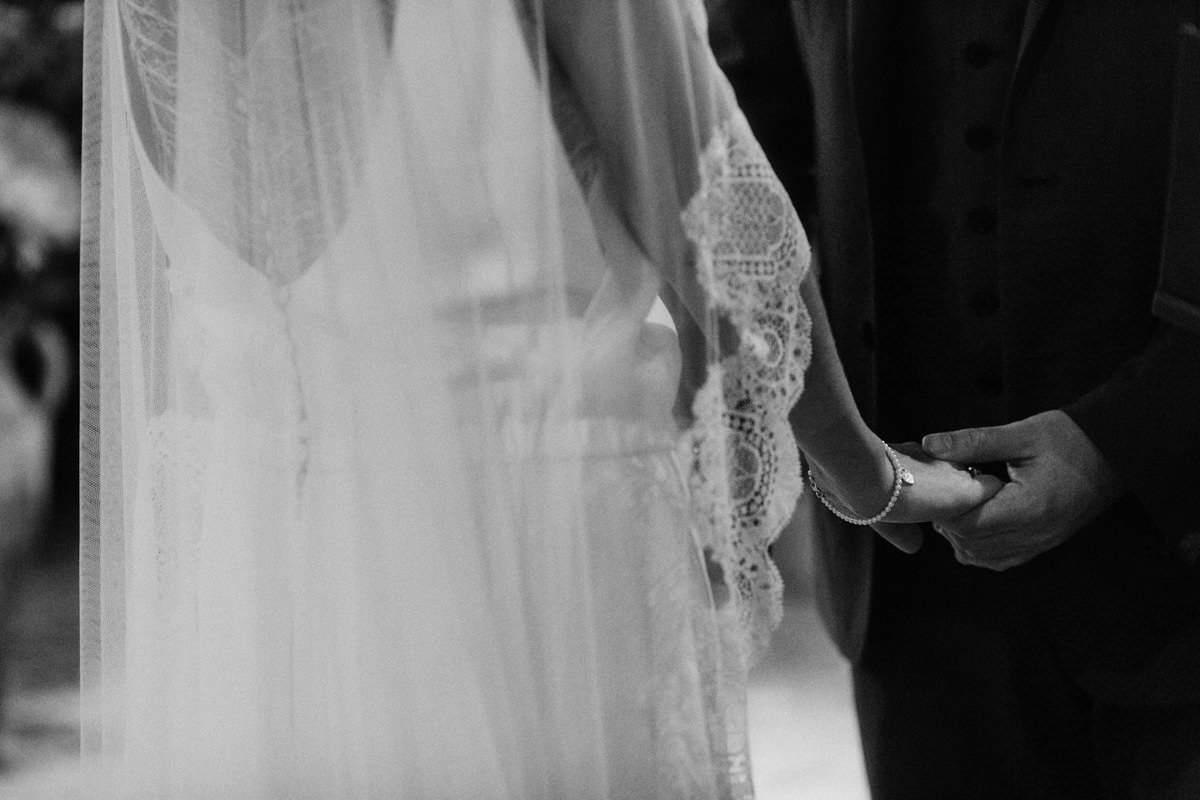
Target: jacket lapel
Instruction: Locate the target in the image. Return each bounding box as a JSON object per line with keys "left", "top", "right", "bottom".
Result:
{"left": 846, "top": 0, "right": 1059, "bottom": 147}
{"left": 847, "top": 0, "right": 895, "bottom": 245}
{"left": 1009, "top": 0, "right": 1061, "bottom": 98}
{"left": 1016, "top": 0, "right": 1055, "bottom": 68}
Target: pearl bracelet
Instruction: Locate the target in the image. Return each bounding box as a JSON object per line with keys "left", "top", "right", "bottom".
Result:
{"left": 805, "top": 442, "right": 915, "bottom": 526}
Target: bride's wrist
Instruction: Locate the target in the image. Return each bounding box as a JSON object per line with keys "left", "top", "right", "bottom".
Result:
{"left": 804, "top": 434, "right": 897, "bottom": 520}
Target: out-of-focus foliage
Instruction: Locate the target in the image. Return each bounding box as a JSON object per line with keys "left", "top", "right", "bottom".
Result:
{"left": 0, "top": 0, "right": 84, "bottom": 558}
{"left": 0, "top": 2, "right": 83, "bottom": 155}
{"left": 0, "top": 0, "right": 81, "bottom": 311}
{"left": 0, "top": 104, "right": 78, "bottom": 309}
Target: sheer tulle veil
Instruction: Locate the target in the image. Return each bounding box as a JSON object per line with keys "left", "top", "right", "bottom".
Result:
{"left": 80, "top": 1, "right": 812, "bottom": 797}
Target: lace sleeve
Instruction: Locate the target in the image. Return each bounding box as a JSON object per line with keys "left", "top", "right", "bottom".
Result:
{"left": 682, "top": 110, "right": 811, "bottom": 659}
{"left": 542, "top": 0, "right": 813, "bottom": 665}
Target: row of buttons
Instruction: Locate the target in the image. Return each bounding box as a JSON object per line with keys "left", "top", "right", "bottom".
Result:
{"left": 966, "top": 39, "right": 1002, "bottom": 397}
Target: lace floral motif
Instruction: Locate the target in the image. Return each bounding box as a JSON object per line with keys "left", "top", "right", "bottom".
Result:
{"left": 119, "top": 1, "right": 179, "bottom": 173}
{"left": 681, "top": 112, "right": 813, "bottom": 663}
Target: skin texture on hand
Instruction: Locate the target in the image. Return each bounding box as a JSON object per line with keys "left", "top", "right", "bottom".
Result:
{"left": 809, "top": 442, "right": 1003, "bottom": 554}
{"left": 887, "top": 443, "right": 1005, "bottom": 523}
{"left": 921, "top": 409, "right": 1122, "bottom": 571}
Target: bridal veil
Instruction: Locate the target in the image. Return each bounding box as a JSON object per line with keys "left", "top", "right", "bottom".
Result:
{"left": 80, "top": 1, "right": 812, "bottom": 797}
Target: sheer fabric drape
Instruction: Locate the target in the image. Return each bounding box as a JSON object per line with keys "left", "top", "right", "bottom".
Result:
{"left": 80, "top": 1, "right": 811, "bottom": 797}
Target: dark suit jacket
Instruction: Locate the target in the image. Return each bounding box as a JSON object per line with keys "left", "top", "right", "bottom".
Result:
{"left": 722, "top": 0, "right": 1200, "bottom": 662}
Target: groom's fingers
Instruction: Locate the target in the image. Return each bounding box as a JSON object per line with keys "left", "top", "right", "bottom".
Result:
{"left": 921, "top": 419, "right": 1033, "bottom": 463}
{"left": 933, "top": 482, "right": 1044, "bottom": 571}
{"left": 932, "top": 522, "right": 1015, "bottom": 570}
{"left": 957, "top": 472, "right": 1006, "bottom": 511}
{"left": 949, "top": 543, "right": 1026, "bottom": 572}
{"left": 948, "top": 481, "right": 1033, "bottom": 537}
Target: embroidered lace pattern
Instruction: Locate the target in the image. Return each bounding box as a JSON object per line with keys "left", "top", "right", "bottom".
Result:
{"left": 120, "top": 2, "right": 360, "bottom": 283}
{"left": 681, "top": 111, "right": 813, "bottom": 664}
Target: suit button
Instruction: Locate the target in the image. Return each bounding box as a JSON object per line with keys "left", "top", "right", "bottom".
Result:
{"left": 969, "top": 289, "right": 1000, "bottom": 318}
{"left": 967, "top": 207, "right": 998, "bottom": 234}
{"left": 964, "top": 124, "right": 996, "bottom": 152}
{"left": 964, "top": 41, "right": 995, "bottom": 68}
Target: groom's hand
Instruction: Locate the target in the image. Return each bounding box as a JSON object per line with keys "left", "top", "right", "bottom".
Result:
{"left": 921, "top": 410, "right": 1121, "bottom": 571}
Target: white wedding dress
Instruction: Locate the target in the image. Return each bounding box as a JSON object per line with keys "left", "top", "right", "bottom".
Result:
{"left": 80, "top": 1, "right": 811, "bottom": 797}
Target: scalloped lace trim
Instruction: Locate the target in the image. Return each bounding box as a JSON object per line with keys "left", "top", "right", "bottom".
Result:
{"left": 680, "top": 112, "right": 813, "bottom": 665}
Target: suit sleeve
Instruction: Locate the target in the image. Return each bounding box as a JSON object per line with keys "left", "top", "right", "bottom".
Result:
{"left": 1155, "top": 25, "right": 1200, "bottom": 333}
{"left": 1064, "top": 324, "right": 1200, "bottom": 541}
{"left": 1063, "top": 25, "right": 1200, "bottom": 543}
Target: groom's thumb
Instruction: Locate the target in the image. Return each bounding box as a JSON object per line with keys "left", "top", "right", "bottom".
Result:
{"left": 922, "top": 425, "right": 1014, "bottom": 462}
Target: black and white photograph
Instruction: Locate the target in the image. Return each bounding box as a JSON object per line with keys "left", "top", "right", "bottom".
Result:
{"left": 0, "top": 1, "right": 1198, "bottom": 797}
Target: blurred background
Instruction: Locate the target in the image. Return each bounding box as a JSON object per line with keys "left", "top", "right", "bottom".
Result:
{"left": 0, "top": 3, "right": 868, "bottom": 797}
{"left": 0, "top": 0, "right": 84, "bottom": 795}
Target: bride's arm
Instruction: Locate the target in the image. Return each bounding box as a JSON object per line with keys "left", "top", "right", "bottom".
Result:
{"left": 541, "top": 0, "right": 999, "bottom": 528}
{"left": 793, "top": 267, "right": 1001, "bottom": 528}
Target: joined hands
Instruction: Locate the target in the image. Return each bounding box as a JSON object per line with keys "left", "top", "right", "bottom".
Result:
{"left": 918, "top": 410, "right": 1121, "bottom": 571}
{"left": 811, "top": 411, "right": 1119, "bottom": 571}
{"left": 808, "top": 440, "right": 1004, "bottom": 555}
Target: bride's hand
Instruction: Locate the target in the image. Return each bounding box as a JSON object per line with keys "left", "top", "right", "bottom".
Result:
{"left": 808, "top": 441, "right": 1003, "bottom": 553}
{"left": 883, "top": 442, "right": 1004, "bottom": 523}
